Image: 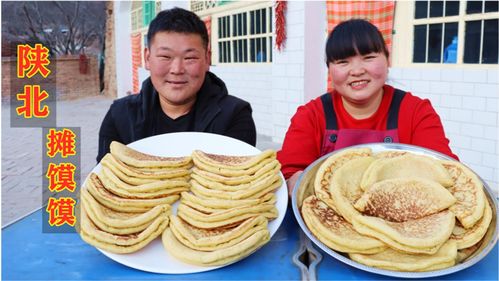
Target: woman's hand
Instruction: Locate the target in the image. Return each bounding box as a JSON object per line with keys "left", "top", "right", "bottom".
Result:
{"left": 286, "top": 170, "right": 303, "bottom": 197}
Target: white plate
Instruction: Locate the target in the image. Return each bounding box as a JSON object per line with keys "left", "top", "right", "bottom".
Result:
{"left": 87, "top": 132, "right": 288, "bottom": 274}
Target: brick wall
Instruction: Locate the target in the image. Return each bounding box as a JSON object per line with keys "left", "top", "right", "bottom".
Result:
{"left": 2, "top": 55, "right": 100, "bottom": 101}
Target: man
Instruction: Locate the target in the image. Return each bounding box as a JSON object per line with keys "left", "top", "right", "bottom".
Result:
{"left": 97, "top": 7, "right": 256, "bottom": 162}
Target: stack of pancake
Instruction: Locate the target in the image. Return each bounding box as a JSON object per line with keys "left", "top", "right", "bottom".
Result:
{"left": 79, "top": 141, "right": 192, "bottom": 253}
{"left": 301, "top": 147, "right": 492, "bottom": 272}
{"left": 162, "top": 149, "right": 282, "bottom": 266}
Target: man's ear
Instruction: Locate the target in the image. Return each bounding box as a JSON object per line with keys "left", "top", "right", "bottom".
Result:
{"left": 144, "top": 47, "right": 151, "bottom": 70}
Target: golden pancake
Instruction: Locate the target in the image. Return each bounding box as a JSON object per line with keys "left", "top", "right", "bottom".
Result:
{"left": 192, "top": 149, "right": 276, "bottom": 170}
{"left": 101, "top": 153, "right": 191, "bottom": 179}
{"left": 441, "top": 160, "right": 486, "bottom": 229}
{"left": 190, "top": 177, "right": 281, "bottom": 200}
{"left": 329, "top": 156, "right": 375, "bottom": 223}
{"left": 79, "top": 202, "right": 169, "bottom": 254}
{"left": 360, "top": 154, "right": 453, "bottom": 190}
{"left": 162, "top": 227, "right": 270, "bottom": 266}
{"left": 450, "top": 197, "right": 492, "bottom": 249}
{"left": 177, "top": 202, "right": 277, "bottom": 229}
{"left": 85, "top": 173, "right": 179, "bottom": 212}
{"left": 191, "top": 164, "right": 281, "bottom": 185}
{"left": 302, "top": 195, "right": 386, "bottom": 254}
{"left": 81, "top": 188, "right": 170, "bottom": 234}
{"left": 314, "top": 148, "right": 373, "bottom": 212}
{"left": 349, "top": 240, "right": 457, "bottom": 272}
{"left": 169, "top": 215, "right": 268, "bottom": 251}
{"left": 191, "top": 172, "right": 280, "bottom": 192}
{"left": 98, "top": 168, "right": 189, "bottom": 199}
{"left": 181, "top": 192, "right": 275, "bottom": 214}
{"left": 354, "top": 178, "right": 456, "bottom": 222}
{"left": 193, "top": 156, "right": 278, "bottom": 177}
{"left": 353, "top": 210, "right": 455, "bottom": 254}
{"left": 110, "top": 141, "right": 191, "bottom": 168}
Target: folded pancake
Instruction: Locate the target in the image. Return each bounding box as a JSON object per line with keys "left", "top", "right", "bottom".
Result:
{"left": 192, "top": 149, "right": 276, "bottom": 171}
{"left": 301, "top": 195, "right": 386, "bottom": 254}
{"left": 191, "top": 164, "right": 281, "bottom": 185}
{"left": 314, "top": 148, "right": 373, "bottom": 211}
{"left": 193, "top": 156, "right": 279, "bottom": 177}
{"left": 102, "top": 160, "right": 190, "bottom": 186}
{"left": 81, "top": 188, "right": 170, "bottom": 234}
{"left": 191, "top": 172, "right": 280, "bottom": 192}
{"left": 79, "top": 203, "right": 169, "bottom": 254}
{"left": 450, "top": 197, "right": 492, "bottom": 249}
{"left": 162, "top": 227, "right": 270, "bottom": 266}
{"left": 352, "top": 210, "right": 455, "bottom": 254}
{"left": 177, "top": 202, "right": 278, "bottom": 228}
{"left": 456, "top": 240, "right": 483, "bottom": 263}
{"left": 85, "top": 173, "right": 179, "bottom": 212}
{"left": 349, "top": 240, "right": 457, "bottom": 272}
{"left": 190, "top": 177, "right": 281, "bottom": 200}
{"left": 180, "top": 192, "right": 275, "bottom": 213}
{"left": 169, "top": 215, "right": 268, "bottom": 251}
{"left": 354, "top": 178, "right": 456, "bottom": 222}
{"left": 98, "top": 168, "right": 189, "bottom": 199}
{"left": 110, "top": 141, "right": 191, "bottom": 168}
{"left": 360, "top": 154, "right": 453, "bottom": 190}
{"left": 329, "top": 156, "right": 375, "bottom": 223}
{"left": 181, "top": 191, "right": 275, "bottom": 209}
{"left": 441, "top": 160, "right": 486, "bottom": 229}
{"left": 101, "top": 153, "right": 191, "bottom": 179}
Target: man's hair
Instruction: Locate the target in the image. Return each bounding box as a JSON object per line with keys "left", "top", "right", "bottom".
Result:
{"left": 147, "top": 7, "right": 209, "bottom": 50}
{"left": 325, "top": 19, "right": 389, "bottom": 64}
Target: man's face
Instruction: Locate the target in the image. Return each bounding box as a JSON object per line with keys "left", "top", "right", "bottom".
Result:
{"left": 145, "top": 31, "right": 209, "bottom": 106}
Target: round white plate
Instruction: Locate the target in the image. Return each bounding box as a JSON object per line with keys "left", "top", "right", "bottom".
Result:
{"left": 87, "top": 132, "right": 288, "bottom": 274}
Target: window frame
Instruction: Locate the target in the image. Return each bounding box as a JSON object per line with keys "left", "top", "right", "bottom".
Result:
{"left": 205, "top": 1, "right": 274, "bottom": 65}
{"left": 392, "top": 1, "right": 498, "bottom": 68}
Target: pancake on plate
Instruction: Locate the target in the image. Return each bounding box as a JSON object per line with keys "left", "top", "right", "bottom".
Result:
{"left": 314, "top": 148, "right": 373, "bottom": 212}
{"left": 329, "top": 156, "right": 375, "bottom": 223}
{"left": 162, "top": 227, "right": 270, "bottom": 266}
{"left": 110, "top": 141, "right": 191, "bottom": 168}
{"left": 349, "top": 240, "right": 457, "bottom": 272}
{"left": 360, "top": 154, "right": 453, "bottom": 190}
{"left": 302, "top": 195, "right": 386, "bottom": 254}
{"left": 441, "top": 160, "right": 486, "bottom": 229}
{"left": 354, "top": 178, "right": 456, "bottom": 222}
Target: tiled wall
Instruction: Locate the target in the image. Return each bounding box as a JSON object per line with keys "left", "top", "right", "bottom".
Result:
{"left": 211, "top": 65, "right": 273, "bottom": 136}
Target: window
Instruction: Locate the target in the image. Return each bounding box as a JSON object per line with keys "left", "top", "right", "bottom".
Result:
{"left": 215, "top": 6, "right": 273, "bottom": 64}
{"left": 412, "top": 0, "right": 498, "bottom": 64}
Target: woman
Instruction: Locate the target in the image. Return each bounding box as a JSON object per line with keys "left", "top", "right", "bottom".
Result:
{"left": 277, "top": 19, "right": 458, "bottom": 194}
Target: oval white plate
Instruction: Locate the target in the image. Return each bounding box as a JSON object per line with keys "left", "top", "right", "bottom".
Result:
{"left": 86, "top": 132, "right": 288, "bottom": 274}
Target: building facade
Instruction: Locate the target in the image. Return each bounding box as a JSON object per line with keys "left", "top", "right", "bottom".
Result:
{"left": 113, "top": 1, "right": 498, "bottom": 192}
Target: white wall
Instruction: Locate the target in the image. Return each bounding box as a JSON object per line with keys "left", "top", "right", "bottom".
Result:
{"left": 211, "top": 65, "right": 273, "bottom": 136}
{"left": 114, "top": 1, "right": 133, "bottom": 97}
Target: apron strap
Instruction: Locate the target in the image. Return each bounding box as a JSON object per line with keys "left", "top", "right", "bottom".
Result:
{"left": 386, "top": 89, "right": 406, "bottom": 130}
{"left": 320, "top": 93, "right": 338, "bottom": 130}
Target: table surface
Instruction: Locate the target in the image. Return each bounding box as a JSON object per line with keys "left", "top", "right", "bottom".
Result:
{"left": 3, "top": 206, "right": 498, "bottom": 280}
{"left": 2, "top": 207, "right": 302, "bottom": 280}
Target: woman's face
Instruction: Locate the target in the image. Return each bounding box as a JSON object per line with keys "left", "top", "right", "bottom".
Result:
{"left": 329, "top": 52, "right": 388, "bottom": 105}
